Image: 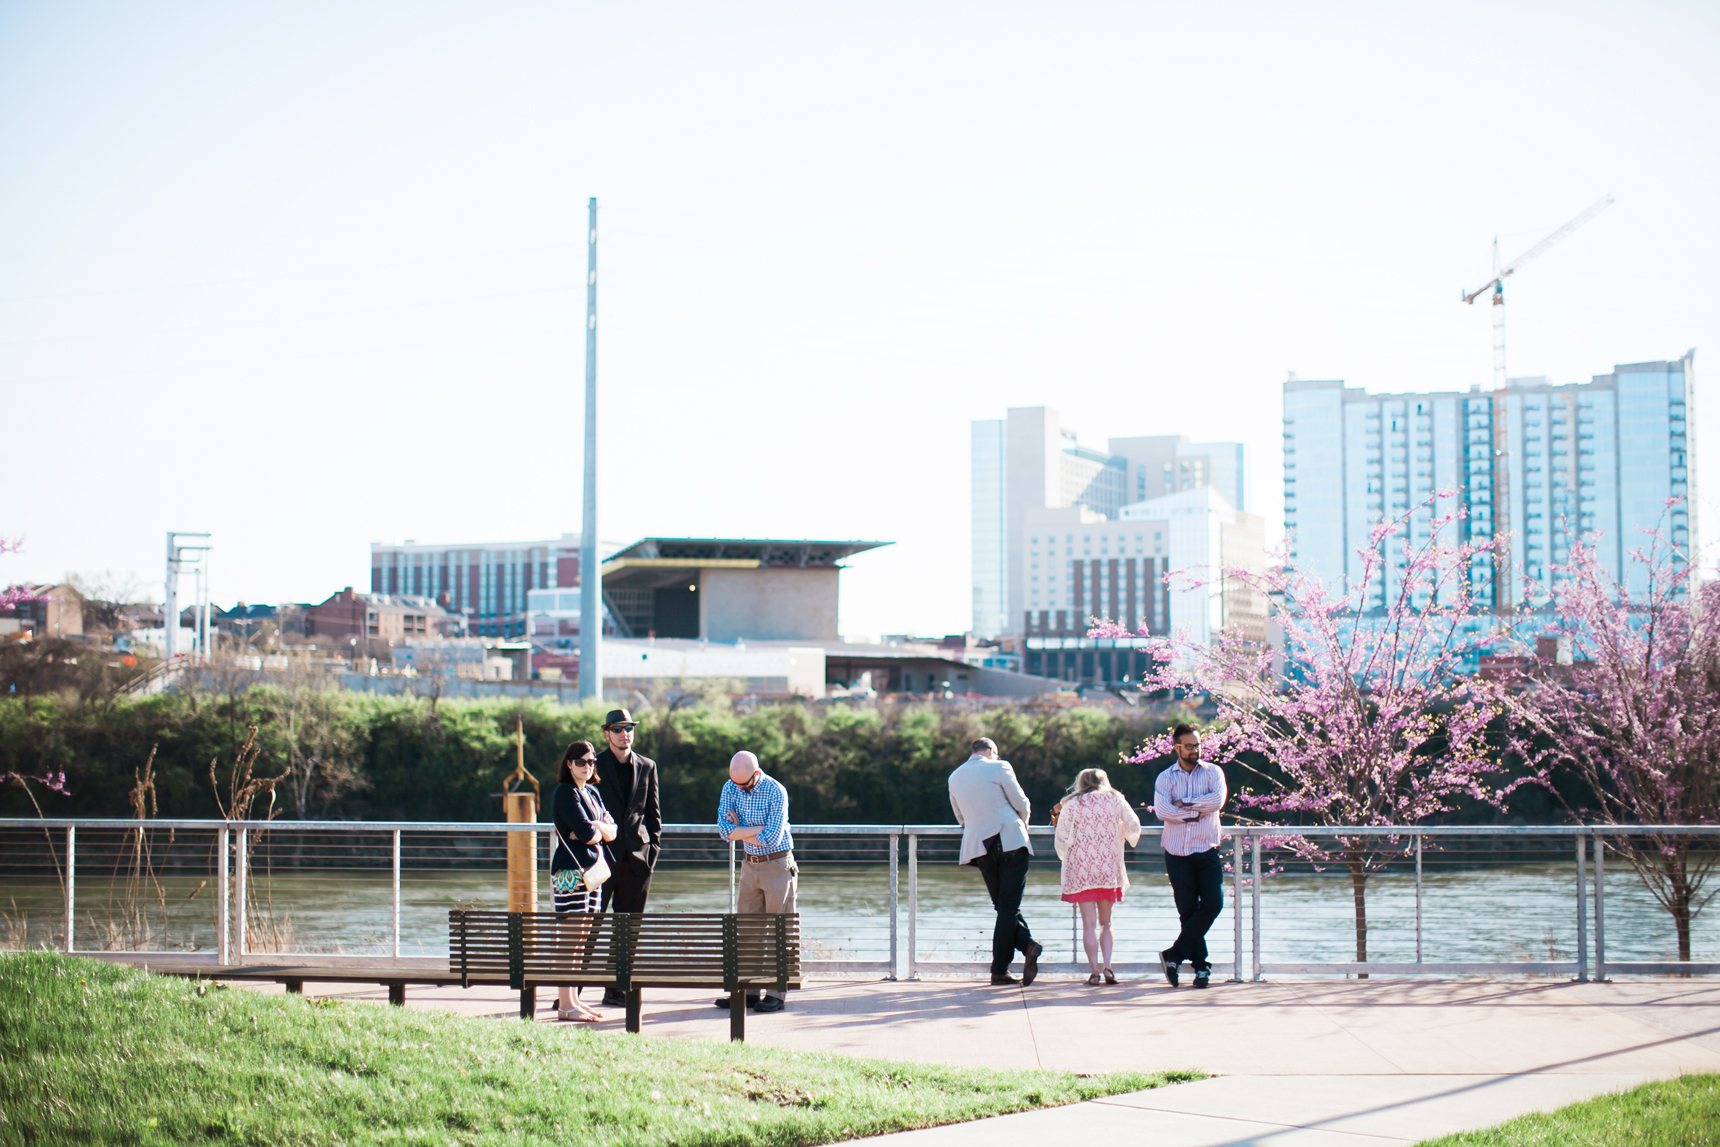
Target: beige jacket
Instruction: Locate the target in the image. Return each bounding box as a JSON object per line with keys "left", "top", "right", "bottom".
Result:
{"left": 948, "top": 755, "right": 1033, "bottom": 864}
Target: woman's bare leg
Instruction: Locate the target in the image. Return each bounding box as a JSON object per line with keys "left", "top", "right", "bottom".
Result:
{"left": 1097, "top": 901, "right": 1115, "bottom": 970}
{"left": 1079, "top": 902, "right": 1101, "bottom": 974}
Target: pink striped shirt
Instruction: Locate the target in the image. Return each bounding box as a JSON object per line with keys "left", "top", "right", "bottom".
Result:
{"left": 1152, "top": 762, "right": 1227, "bottom": 856}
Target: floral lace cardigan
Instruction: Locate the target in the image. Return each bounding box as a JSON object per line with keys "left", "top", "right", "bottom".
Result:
{"left": 1053, "top": 789, "right": 1144, "bottom": 896}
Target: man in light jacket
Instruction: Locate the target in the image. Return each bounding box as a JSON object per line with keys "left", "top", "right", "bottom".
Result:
{"left": 948, "top": 738, "right": 1044, "bottom": 986}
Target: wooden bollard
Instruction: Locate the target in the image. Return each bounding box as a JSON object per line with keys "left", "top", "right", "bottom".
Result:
{"left": 505, "top": 791, "right": 538, "bottom": 913}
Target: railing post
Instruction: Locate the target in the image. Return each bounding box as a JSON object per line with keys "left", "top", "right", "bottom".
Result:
{"left": 1593, "top": 833, "right": 1607, "bottom": 982}
{"left": 63, "top": 826, "right": 75, "bottom": 954}
{"left": 235, "top": 827, "right": 248, "bottom": 960}
{"left": 1230, "top": 831, "right": 1243, "bottom": 982}
{"left": 392, "top": 828, "right": 402, "bottom": 959}
{"left": 907, "top": 833, "right": 919, "bottom": 981}
{"left": 1251, "top": 832, "right": 1263, "bottom": 981}
{"left": 728, "top": 839, "right": 736, "bottom": 913}
{"left": 1415, "top": 833, "right": 1423, "bottom": 966}
{"left": 887, "top": 832, "right": 899, "bottom": 980}
{"left": 217, "top": 825, "right": 230, "bottom": 965}
{"left": 1574, "top": 829, "right": 1588, "bottom": 981}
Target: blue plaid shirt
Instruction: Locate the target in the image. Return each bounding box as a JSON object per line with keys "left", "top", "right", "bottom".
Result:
{"left": 717, "top": 771, "right": 793, "bottom": 856}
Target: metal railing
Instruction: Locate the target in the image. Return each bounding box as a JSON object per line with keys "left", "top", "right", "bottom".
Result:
{"left": 3, "top": 819, "right": 1716, "bottom": 979}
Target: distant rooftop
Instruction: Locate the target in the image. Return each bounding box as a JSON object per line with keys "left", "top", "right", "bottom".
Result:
{"left": 605, "top": 538, "right": 889, "bottom": 567}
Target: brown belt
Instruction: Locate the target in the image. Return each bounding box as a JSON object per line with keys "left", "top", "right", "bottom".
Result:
{"left": 744, "top": 849, "right": 792, "bottom": 864}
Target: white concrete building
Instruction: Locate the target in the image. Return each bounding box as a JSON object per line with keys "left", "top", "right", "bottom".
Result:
{"left": 1120, "top": 488, "right": 1267, "bottom": 647}
{"left": 970, "top": 406, "right": 1245, "bottom": 638}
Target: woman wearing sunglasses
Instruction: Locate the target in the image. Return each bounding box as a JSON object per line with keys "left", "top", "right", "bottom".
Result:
{"left": 552, "top": 739, "right": 617, "bottom": 1021}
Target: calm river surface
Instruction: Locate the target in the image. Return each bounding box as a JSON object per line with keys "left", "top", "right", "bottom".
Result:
{"left": 7, "top": 847, "right": 1714, "bottom": 972}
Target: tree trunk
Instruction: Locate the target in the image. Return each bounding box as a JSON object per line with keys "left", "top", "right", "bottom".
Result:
{"left": 1347, "top": 851, "right": 1369, "bottom": 978}
{"left": 1667, "top": 845, "right": 1693, "bottom": 965}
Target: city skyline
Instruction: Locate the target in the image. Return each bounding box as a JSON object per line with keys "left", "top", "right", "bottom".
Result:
{"left": 3, "top": 3, "right": 1718, "bottom": 638}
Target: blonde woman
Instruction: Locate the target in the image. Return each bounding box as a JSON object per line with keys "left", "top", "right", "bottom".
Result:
{"left": 1053, "top": 768, "right": 1142, "bottom": 985}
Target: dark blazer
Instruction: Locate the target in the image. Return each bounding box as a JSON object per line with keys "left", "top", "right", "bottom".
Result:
{"left": 551, "top": 782, "right": 610, "bottom": 873}
{"left": 593, "top": 747, "right": 661, "bottom": 869}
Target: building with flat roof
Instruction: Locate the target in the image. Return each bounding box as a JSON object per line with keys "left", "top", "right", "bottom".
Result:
{"left": 528, "top": 537, "right": 889, "bottom": 648}
{"left": 971, "top": 406, "right": 1245, "bottom": 638}
{"left": 1283, "top": 352, "right": 1698, "bottom": 609}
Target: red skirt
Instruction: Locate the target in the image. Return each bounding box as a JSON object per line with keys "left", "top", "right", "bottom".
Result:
{"left": 1061, "top": 887, "right": 1123, "bottom": 903}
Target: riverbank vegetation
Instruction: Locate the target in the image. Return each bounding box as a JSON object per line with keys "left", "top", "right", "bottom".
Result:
{"left": 1416, "top": 1074, "right": 1720, "bottom": 1146}
{"left": 0, "top": 952, "right": 1195, "bottom": 1147}
{"left": 0, "top": 688, "right": 1211, "bottom": 824}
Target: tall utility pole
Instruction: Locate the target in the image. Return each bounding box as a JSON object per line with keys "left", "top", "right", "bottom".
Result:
{"left": 577, "top": 197, "right": 601, "bottom": 702}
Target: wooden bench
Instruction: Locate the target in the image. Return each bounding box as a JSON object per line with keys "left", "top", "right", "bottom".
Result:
{"left": 448, "top": 910, "right": 801, "bottom": 1040}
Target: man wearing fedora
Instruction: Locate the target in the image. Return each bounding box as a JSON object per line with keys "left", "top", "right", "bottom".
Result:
{"left": 592, "top": 708, "right": 662, "bottom": 1008}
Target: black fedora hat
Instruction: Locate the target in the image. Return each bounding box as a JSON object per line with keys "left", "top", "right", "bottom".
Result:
{"left": 603, "top": 708, "right": 637, "bottom": 730}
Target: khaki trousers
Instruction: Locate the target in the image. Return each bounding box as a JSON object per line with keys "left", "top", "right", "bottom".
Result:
{"left": 737, "top": 852, "right": 797, "bottom": 999}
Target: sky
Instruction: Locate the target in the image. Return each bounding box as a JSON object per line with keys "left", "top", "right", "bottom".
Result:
{"left": 3, "top": 0, "right": 1717, "bottom": 638}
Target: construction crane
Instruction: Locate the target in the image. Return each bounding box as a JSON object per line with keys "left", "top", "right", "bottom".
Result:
{"left": 1462, "top": 194, "right": 1614, "bottom": 390}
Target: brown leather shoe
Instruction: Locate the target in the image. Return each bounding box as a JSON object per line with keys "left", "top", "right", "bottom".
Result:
{"left": 1021, "top": 940, "right": 1044, "bottom": 987}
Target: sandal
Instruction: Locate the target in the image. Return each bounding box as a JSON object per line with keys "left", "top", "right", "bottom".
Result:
{"left": 1103, "top": 968, "right": 1118, "bottom": 985}
{"left": 557, "top": 1005, "right": 600, "bottom": 1022}
{"left": 1086, "top": 972, "right": 1103, "bottom": 986}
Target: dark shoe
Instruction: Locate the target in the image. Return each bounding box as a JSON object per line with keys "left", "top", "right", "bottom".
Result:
{"left": 752, "top": 996, "right": 785, "bottom": 1013}
{"left": 713, "top": 995, "right": 762, "bottom": 1009}
{"left": 1160, "top": 948, "right": 1180, "bottom": 988}
{"left": 990, "top": 973, "right": 1020, "bottom": 985}
{"left": 601, "top": 990, "right": 627, "bottom": 1008}
{"left": 1193, "top": 967, "right": 1211, "bottom": 990}
{"left": 1021, "top": 940, "right": 1043, "bottom": 987}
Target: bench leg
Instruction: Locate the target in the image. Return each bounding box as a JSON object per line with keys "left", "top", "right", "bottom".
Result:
{"left": 520, "top": 985, "right": 536, "bottom": 1020}
{"left": 729, "top": 990, "right": 746, "bottom": 1042}
{"left": 625, "top": 989, "right": 642, "bottom": 1034}
{"left": 387, "top": 982, "right": 406, "bottom": 1007}
{"left": 284, "top": 979, "right": 303, "bottom": 996}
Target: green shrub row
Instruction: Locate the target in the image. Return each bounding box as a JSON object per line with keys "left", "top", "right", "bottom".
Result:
{"left": 0, "top": 689, "right": 1197, "bottom": 825}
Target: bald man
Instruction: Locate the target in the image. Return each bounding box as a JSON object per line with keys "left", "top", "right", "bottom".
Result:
{"left": 713, "top": 750, "right": 797, "bottom": 1012}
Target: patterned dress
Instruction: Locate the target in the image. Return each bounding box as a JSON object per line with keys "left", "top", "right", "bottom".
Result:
{"left": 1054, "top": 789, "right": 1143, "bottom": 903}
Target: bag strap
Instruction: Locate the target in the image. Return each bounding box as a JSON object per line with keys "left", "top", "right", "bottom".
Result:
{"left": 552, "top": 817, "right": 587, "bottom": 877}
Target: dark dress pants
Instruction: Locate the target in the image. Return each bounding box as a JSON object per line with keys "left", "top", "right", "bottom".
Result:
{"left": 601, "top": 857, "right": 654, "bottom": 914}
{"left": 1164, "top": 847, "right": 1224, "bottom": 970}
{"left": 970, "top": 845, "right": 1035, "bottom": 976}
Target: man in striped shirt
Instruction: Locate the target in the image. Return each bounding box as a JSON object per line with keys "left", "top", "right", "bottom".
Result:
{"left": 1152, "top": 723, "right": 1227, "bottom": 989}
{"left": 714, "top": 750, "right": 796, "bottom": 1013}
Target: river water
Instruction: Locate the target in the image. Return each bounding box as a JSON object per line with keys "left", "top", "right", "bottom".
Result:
{"left": 6, "top": 847, "right": 1714, "bottom": 972}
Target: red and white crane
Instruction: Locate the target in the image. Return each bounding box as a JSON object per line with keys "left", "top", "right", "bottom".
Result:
{"left": 1462, "top": 194, "right": 1614, "bottom": 390}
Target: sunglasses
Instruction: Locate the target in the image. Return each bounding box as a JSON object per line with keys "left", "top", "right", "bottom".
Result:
{"left": 608, "top": 725, "right": 637, "bottom": 733}
{"left": 573, "top": 757, "right": 596, "bottom": 766}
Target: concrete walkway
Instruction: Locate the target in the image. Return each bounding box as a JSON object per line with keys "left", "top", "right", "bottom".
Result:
{"left": 237, "top": 975, "right": 1720, "bottom": 1145}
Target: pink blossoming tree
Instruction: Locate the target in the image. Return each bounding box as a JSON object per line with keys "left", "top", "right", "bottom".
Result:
{"left": 1505, "top": 512, "right": 1720, "bottom": 962}
{"left": 1094, "top": 495, "right": 1540, "bottom": 964}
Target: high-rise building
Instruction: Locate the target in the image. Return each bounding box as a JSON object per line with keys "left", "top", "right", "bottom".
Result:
{"left": 370, "top": 535, "right": 581, "bottom": 638}
{"left": 969, "top": 406, "right": 1245, "bottom": 637}
{"left": 1282, "top": 352, "right": 1698, "bottom": 609}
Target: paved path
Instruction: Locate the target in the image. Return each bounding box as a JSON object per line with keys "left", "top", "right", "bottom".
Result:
{"left": 234, "top": 975, "right": 1720, "bottom": 1145}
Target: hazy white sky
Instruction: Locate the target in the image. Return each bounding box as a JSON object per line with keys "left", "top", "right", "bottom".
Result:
{"left": 3, "top": 0, "right": 1716, "bottom": 636}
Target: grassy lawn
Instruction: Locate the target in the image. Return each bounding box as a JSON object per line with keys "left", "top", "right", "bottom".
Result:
{"left": 1418, "top": 1075, "right": 1720, "bottom": 1146}
{"left": 0, "top": 953, "right": 1197, "bottom": 1146}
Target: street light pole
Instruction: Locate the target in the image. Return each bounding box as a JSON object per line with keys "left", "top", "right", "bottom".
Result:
{"left": 578, "top": 196, "right": 601, "bottom": 703}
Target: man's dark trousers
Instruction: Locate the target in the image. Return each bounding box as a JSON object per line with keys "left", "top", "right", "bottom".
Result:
{"left": 970, "top": 844, "right": 1034, "bottom": 976}
{"left": 600, "top": 859, "right": 652, "bottom": 914}
{"left": 1164, "top": 846, "right": 1224, "bottom": 970}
